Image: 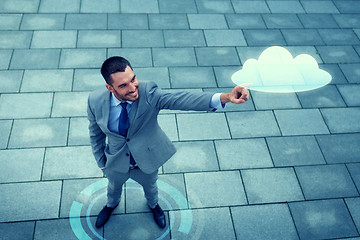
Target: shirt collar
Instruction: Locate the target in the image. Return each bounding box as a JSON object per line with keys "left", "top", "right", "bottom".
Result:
{"left": 110, "top": 93, "right": 133, "bottom": 107}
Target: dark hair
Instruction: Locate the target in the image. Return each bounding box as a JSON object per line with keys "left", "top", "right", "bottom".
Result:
{"left": 100, "top": 56, "right": 132, "bottom": 85}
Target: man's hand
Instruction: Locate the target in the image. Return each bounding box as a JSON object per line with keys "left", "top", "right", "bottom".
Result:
{"left": 220, "top": 84, "right": 252, "bottom": 104}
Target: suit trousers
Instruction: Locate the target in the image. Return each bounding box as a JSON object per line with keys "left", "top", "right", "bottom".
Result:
{"left": 104, "top": 167, "right": 158, "bottom": 209}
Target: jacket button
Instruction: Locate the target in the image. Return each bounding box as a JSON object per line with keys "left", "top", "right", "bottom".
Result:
{"left": 126, "top": 153, "right": 130, "bottom": 156}
{"left": 126, "top": 138, "right": 130, "bottom": 142}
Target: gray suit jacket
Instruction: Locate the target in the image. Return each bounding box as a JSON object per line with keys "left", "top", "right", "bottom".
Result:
{"left": 87, "top": 81, "right": 214, "bottom": 174}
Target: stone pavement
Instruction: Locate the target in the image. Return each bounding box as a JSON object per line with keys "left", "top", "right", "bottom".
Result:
{"left": 0, "top": 0, "right": 360, "bottom": 239}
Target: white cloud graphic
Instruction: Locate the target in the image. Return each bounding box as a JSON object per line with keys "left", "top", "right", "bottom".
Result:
{"left": 232, "top": 46, "right": 332, "bottom": 93}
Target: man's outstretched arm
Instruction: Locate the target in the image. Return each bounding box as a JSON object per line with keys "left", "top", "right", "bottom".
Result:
{"left": 220, "top": 84, "right": 251, "bottom": 105}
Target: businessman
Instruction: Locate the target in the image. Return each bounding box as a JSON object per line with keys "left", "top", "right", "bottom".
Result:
{"left": 87, "top": 56, "right": 250, "bottom": 229}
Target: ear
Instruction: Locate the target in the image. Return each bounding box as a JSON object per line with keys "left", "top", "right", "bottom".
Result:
{"left": 106, "top": 84, "right": 114, "bottom": 93}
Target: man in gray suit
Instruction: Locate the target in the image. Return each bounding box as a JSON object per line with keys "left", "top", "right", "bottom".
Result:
{"left": 87, "top": 56, "right": 249, "bottom": 229}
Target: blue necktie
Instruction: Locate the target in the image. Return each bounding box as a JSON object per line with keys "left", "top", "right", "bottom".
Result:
{"left": 119, "top": 102, "right": 136, "bottom": 166}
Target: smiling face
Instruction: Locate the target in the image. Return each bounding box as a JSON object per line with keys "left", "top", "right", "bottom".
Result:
{"left": 106, "top": 66, "right": 139, "bottom": 102}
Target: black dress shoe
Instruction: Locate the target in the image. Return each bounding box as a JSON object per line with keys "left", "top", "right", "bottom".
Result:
{"left": 150, "top": 204, "right": 166, "bottom": 228}
{"left": 95, "top": 204, "right": 118, "bottom": 228}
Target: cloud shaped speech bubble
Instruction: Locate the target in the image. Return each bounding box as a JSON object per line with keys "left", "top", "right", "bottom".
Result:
{"left": 231, "top": 46, "right": 332, "bottom": 93}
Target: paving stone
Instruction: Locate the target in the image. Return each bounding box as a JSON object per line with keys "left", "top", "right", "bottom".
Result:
{"left": 78, "top": 30, "right": 121, "bottom": 48}
{"left": 21, "top": 14, "right": 66, "bottom": 30}
{"left": 121, "top": 0, "right": 159, "bottom": 13}
{"left": 243, "top": 30, "right": 286, "bottom": 46}
{"left": 10, "top": 49, "right": 60, "bottom": 69}
{"left": 215, "top": 138, "right": 273, "bottom": 170}
{"left": 185, "top": 171, "right": 247, "bottom": 208}
{"left": 65, "top": 14, "right": 107, "bottom": 30}
{"left": 226, "top": 14, "right": 266, "bottom": 29}
{"left": 9, "top": 118, "right": 69, "bottom": 148}
{"left": 108, "top": 48, "right": 152, "bottom": 67}
{"left": 231, "top": 204, "right": 298, "bottom": 240}
{"left": 39, "top": 0, "right": 80, "bottom": 13}
{"left": 159, "top": 0, "right": 197, "bottom": 13}
{"left": 282, "top": 29, "right": 324, "bottom": 45}
{"left": 0, "top": 120, "right": 11, "bottom": 149}
{"left": 108, "top": 14, "right": 148, "bottom": 29}
{"left": 318, "top": 29, "right": 360, "bottom": 45}
{"left": 227, "top": 111, "right": 281, "bottom": 138}
{"left": 317, "top": 46, "right": 360, "bottom": 64}
{"left": 0, "top": 93, "right": 53, "bottom": 119}
{"left": 296, "top": 164, "right": 359, "bottom": 200}
{"left": 31, "top": 30, "right": 77, "bottom": 48}
{"left": 334, "top": 0, "right": 360, "bottom": 13}
{"left": 170, "top": 207, "right": 236, "bottom": 239}
{"left": 188, "top": 14, "right": 228, "bottom": 29}
{"left": 0, "top": 50, "right": 11, "bottom": 69}
{"left": 0, "top": 70, "right": 22, "bottom": 93}
{"left": 289, "top": 199, "right": 359, "bottom": 240}
{"left": 0, "top": 31, "right": 32, "bottom": 49}
{"left": 21, "top": 69, "right": 73, "bottom": 92}
{"left": 322, "top": 107, "right": 360, "bottom": 133}
{"left": 338, "top": 85, "right": 360, "bottom": 107}
{"left": 177, "top": 112, "right": 230, "bottom": 140}
{"left": 262, "top": 14, "right": 303, "bottom": 28}
{"left": 251, "top": 91, "right": 301, "bottom": 110}
{"left": 298, "top": 13, "right": 339, "bottom": 28}
{"left": 333, "top": 14, "right": 360, "bottom": 28}
{"left": 59, "top": 49, "right": 106, "bottom": 68}
{"left": 321, "top": 64, "right": 347, "bottom": 84}
{"left": 0, "top": 148, "right": 44, "bottom": 183}
{"left": 0, "top": 181, "right": 62, "bottom": 222}
{"left": 196, "top": 47, "right": 240, "bottom": 66}
{"left": 267, "top": 1, "right": 305, "bottom": 13}
{"left": 133, "top": 67, "right": 170, "bottom": 88}
{"left": 214, "top": 66, "right": 242, "bottom": 87}
{"left": 43, "top": 146, "right": 102, "bottom": 180}
{"left": 73, "top": 69, "right": 105, "bottom": 91}
{"left": 267, "top": 136, "right": 325, "bottom": 167}
{"left": 153, "top": 48, "right": 197, "bottom": 67}
{"left": 0, "top": 0, "right": 40, "bottom": 13}
{"left": 302, "top": 1, "right": 339, "bottom": 13}
{"left": 0, "top": 222, "right": 35, "bottom": 240}
{"left": 345, "top": 197, "right": 360, "bottom": 234}
{"left": 163, "top": 141, "right": 218, "bottom": 173}
{"left": 0, "top": 14, "right": 22, "bottom": 30}
{"left": 164, "top": 30, "right": 206, "bottom": 47}
{"left": 60, "top": 178, "right": 125, "bottom": 218}
{"left": 68, "top": 117, "right": 90, "bottom": 146}
{"left": 149, "top": 14, "right": 189, "bottom": 29}
{"left": 169, "top": 67, "right": 216, "bottom": 88}
{"left": 297, "top": 85, "right": 346, "bottom": 108}
{"left": 339, "top": 64, "right": 360, "bottom": 83}
{"left": 52, "top": 91, "right": 89, "bottom": 117}
{"left": 81, "top": 0, "right": 119, "bottom": 13}
{"left": 274, "top": 109, "right": 330, "bottom": 136}
{"left": 232, "top": 1, "right": 270, "bottom": 13}
{"left": 242, "top": 167, "right": 304, "bottom": 204}
{"left": 157, "top": 114, "right": 178, "bottom": 141}
{"left": 196, "top": 0, "right": 234, "bottom": 13}
{"left": 204, "top": 30, "right": 246, "bottom": 47}
{"left": 122, "top": 30, "right": 164, "bottom": 47}
{"left": 316, "top": 133, "right": 360, "bottom": 164}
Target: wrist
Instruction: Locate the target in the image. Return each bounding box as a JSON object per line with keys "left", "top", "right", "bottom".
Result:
{"left": 220, "top": 93, "right": 230, "bottom": 104}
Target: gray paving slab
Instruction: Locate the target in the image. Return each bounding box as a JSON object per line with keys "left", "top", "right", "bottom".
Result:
{"left": 227, "top": 111, "right": 281, "bottom": 138}
{"left": 226, "top": 14, "right": 266, "bottom": 29}
{"left": 122, "top": 30, "right": 164, "bottom": 48}
{"left": 0, "top": 148, "right": 44, "bottom": 183}
{"left": 321, "top": 107, "right": 360, "bottom": 134}
{"left": 73, "top": 69, "right": 105, "bottom": 91}
{"left": 0, "top": 70, "right": 23, "bottom": 93}
{"left": 170, "top": 207, "right": 236, "bottom": 239}
{"left": 0, "top": 49, "right": 12, "bottom": 69}
{"left": 31, "top": 30, "right": 77, "bottom": 48}
{"left": 241, "top": 168, "right": 304, "bottom": 204}
{"left": 0, "top": 31, "right": 32, "bottom": 49}
{"left": 231, "top": 204, "right": 299, "bottom": 240}
{"left": 149, "top": 14, "right": 189, "bottom": 29}
{"left": 196, "top": 0, "right": 234, "bottom": 13}
{"left": 59, "top": 49, "right": 106, "bottom": 68}
{"left": 43, "top": 146, "right": 102, "bottom": 180}
{"left": 8, "top": 118, "right": 69, "bottom": 148}
{"left": 68, "top": 117, "right": 91, "bottom": 145}
{"left": 188, "top": 14, "right": 228, "bottom": 29}
{"left": 347, "top": 163, "right": 360, "bottom": 192}
{"left": 10, "top": 49, "right": 60, "bottom": 70}
{"left": 262, "top": 14, "right": 303, "bottom": 28}
{"left": 333, "top": 14, "right": 360, "bottom": 28}
{"left": 215, "top": 138, "right": 273, "bottom": 170}
{"left": 251, "top": 91, "right": 301, "bottom": 110}
{"left": 334, "top": 0, "right": 360, "bottom": 14}
{"left": 317, "top": 46, "right": 360, "bottom": 64}
{"left": 134, "top": 67, "right": 170, "bottom": 88}
{"left": 213, "top": 66, "right": 242, "bottom": 87}
{"left": 108, "top": 48, "right": 152, "bottom": 67}
{"left": 21, "top": 69, "right": 73, "bottom": 92}
{"left": 339, "top": 64, "right": 360, "bottom": 83}
{"left": 21, "top": 14, "right": 66, "bottom": 30}
{"left": 169, "top": 67, "right": 216, "bottom": 88}
{"left": 0, "top": 221, "right": 35, "bottom": 240}
{"left": 163, "top": 141, "right": 219, "bottom": 173}
{"left": 268, "top": 1, "right": 305, "bottom": 13}
{"left": 158, "top": 0, "right": 197, "bottom": 13}
{"left": 282, "top": 29, "right": 324, "bottom": 46}
{"left": 80, "top": 0, "right": 119, "bottom": 13}
{"left": 243, "top": 29, "right": 286, "bottom": 46}
{"left": 0, "top": 14, "right": 22, "bottom": 30}
{"left": 0, "top": 0, "right": 40, "bottom": 13}
{"left": 51, "top": 92, "right": 89, "bottom": 117}
{"left": 316, "top": 133, "right": 360, "bottom": 164}
{"left": 274, "top": 109, "right": 330, "bottom": 136}
{"left": 195, "top": 47, "right": 240, "bottom": 66}
{"left": 295, "top": 164, "right": 359, "bottom": 200}
{"left": 204, "top": 30, "right": 246, "bottom": 47}
{"left": 0, "top": 120, "right": 11, "bottom": 149}
{"left": 266, "top": 135, "right": 326, "bottom": 167}
{"left": 0, "top": 181, "right": 62, "bottom": 222}
{"left": 345, "top": 197, "right": 360, "bottom": 232}
{"left": 164, "top": 30, "right": 206, "bottom": 47}
{"left": 153, "top": 48, "right": 197, "bottom": 67}
{"left": 185, "top": 171, "right": 247, "bottom": 208}
{"left": 289, "top": 199, "right": 359, "bottom": 240}
{"left": 296, "top": 85, "right": 346, "bottom": 108}
{"left": 108, "top": 14, "right": 148, "bottom": 29}
{"left": 158, "top": 114, "right": 178, "bottom": 141}
{"left": 318, "top": 29, "right": 360, "bottom": 46}
{"left": 39, "top": 0, "right": 80, "bottom": 13}
{"left": 77, "top": 30, "right": 121, "bottom": 48}
{"left": 65, "top": 14, "right": 107, "bottom": 30}
{"left": 121, "top": 0, "right": 159, "bottom": 13}
{"left": 302, "top": 0, "right": 339, "bottom": 14}
{"left": 298, "top": 13, "right": 339, "bottom": 28}
{"left": 232, "top": 1, "right": 270, "bottom": 14}
{"left": 321, "top": 64, "right": 348, "bottom": 84}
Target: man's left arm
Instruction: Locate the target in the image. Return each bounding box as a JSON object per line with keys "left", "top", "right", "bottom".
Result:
{"left": 211, "top": 85, "right": 250, "bottom": 109}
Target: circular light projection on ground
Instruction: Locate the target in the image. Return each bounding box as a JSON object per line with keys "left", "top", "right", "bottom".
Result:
{"left": 232, "top": 46, "right": 332, "bottom": 93}
{"left": 69, "top": 178, "right": 194, "bottom": 240}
